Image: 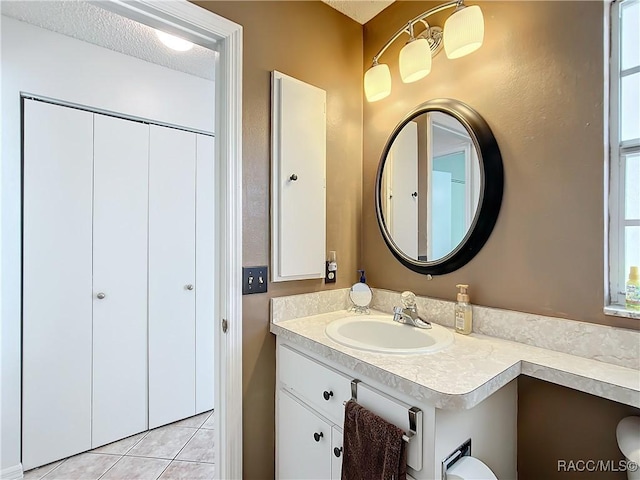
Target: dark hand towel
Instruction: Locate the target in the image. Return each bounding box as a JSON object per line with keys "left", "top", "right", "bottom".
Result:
{"left": 342, "top": 399, "right": 407, "bottom": 480}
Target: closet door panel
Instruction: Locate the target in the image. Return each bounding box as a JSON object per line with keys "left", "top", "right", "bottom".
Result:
{"left": 92, "top": 115, "right": 149, "bottom": 447}
{"left": 196, "top": 134, "right": 215, "bottom": 414}
{"left": 149, "top": 125, "right": 197, "bottom": 428}
{"left": 22, "top": 100, "right": 94, "bottom": 469}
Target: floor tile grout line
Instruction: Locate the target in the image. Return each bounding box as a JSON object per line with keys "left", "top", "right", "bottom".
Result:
{"left": 171, "top": 424, "right": 201, "bottom": 462}
{"left": 121, "top": 431, "right": 150, "bottom": 455}
{"left": 154, "top": 459, "right": 174, "bottom": 480}
{"left": 96, "top": 454, "right": 125, "bottom": 480}
{"left": 160, "top": 458, "right": 216, "bottom": 465}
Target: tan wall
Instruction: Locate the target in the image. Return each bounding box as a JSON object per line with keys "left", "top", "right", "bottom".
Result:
{"left": 518, "top": 376, "right": 640, "bottom": 480}
{"left": 194, "top": 2, "right": 363, "bottom": 478}
{"left": 362, "top": 2, "right": 639, "bottom": 478}
{"left": 362, "top": 0, "right": 638, "bottom": 331}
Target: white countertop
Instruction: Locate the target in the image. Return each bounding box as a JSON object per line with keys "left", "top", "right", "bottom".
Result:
{"left": 270, "top": 309, "right": 640, "bottom": 410}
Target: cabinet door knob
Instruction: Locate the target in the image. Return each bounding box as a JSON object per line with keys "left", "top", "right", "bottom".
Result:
{"left": 411, "top": 191, "right": 418, "bottom": 198}
{"left": 313, "top": 432, "right": 323, "bottom": 442}
{"left": 96, "top": 292, "right": 106, "bottom": 300}
{"left": 323, "top": 390, "right": 334, "bottom": 401}
{"left": 289, "top": 174, "right": 298, "bottom": 181}
{"left": 186, "top": 284, "right": 194, "bottom": 291}
{"left": 333, "top": 447, "right": 342, "bottom": 458}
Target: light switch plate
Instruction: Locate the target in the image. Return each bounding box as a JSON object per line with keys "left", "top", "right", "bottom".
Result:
{"left": 243, "top": 266, "right": 268, "bottom": 294}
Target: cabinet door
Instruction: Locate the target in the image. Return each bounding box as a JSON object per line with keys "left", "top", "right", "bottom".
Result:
{"left": 92, "top": 114, "right": 149, "bottom": 447}
{"left": 149, "top": 125, "right": 197, "bottom": 428}
{"left": 271, "top": 71, "right": 326, "bottom": 281}
{"left": 277, "top": 391, "right": 332, "bottom": 480}
{"left": 331, "top": 427, "right": 343, "bottom": 480}
{"left": 195, "top": 134, "right": 215, "bottom": 414}
{"left": 22, "top": 100, "right": 94, "bottom": 469}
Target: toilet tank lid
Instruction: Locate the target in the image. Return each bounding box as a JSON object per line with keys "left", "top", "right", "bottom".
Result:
{"left": 617, "top": 416, "right": 640, "bottom": 463}
{"left": 446, "top": 456, "right": 498, "bottom": 480}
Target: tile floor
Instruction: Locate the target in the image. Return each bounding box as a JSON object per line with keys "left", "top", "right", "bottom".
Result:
{"left": 24, "top": 411, "right": 216, "bottom": 480}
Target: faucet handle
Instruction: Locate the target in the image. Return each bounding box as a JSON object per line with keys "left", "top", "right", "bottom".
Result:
{"left": 393, "top": 305, "right": 403, "bottom": 314}
{"left": 401, "top": 291, "right": 416, "bottom": 309}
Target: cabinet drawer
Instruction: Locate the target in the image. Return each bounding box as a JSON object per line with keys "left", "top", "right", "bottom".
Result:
{"left": 279, "top": 345, "right": 352, "bottom": 426}
{"left": 277, "top": 390, "right": 332, "bottom": 480}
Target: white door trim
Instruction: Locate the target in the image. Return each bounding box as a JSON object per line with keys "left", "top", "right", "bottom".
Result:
{"left": 97, "top": 2, "right": 243, "bottom": 478}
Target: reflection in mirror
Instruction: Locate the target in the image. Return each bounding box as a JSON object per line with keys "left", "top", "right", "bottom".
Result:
{"left": 380, "top": 111, "right": 481, "bottom": 262}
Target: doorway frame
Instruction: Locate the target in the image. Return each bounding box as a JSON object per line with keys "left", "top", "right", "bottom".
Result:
{"left": 89, "top": 1, "right": 243, "bottom": 478}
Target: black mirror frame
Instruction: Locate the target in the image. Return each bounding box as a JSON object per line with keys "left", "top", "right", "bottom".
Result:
{"left": 375, "top": 98, "right": 504, "bottom": 276}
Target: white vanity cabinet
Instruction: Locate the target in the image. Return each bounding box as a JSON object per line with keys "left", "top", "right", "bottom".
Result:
{"left": 276, "top": 338, "right": 517, "bottom": 480}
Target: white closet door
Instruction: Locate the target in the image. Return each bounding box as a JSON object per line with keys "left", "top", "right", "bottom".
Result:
{"left": 195, "top": 134, "right": 215, "bottom": 414}
{"left": 22, "top": 100, "right": 94, "bottom": 470}
{"left": 92, "top": 115, "right": 149, "bottom": 447}
{"left": 149, "top": 125, "right": 197, "bottom": 428}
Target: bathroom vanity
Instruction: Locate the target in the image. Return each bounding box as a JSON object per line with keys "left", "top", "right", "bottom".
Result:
{"left": 271, "top": 290, "right": 640, "bottom": 480}
{"left": 276, "top": 335, "right": 517, "bottom": 479}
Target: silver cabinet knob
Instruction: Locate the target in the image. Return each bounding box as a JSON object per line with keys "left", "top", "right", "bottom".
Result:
{"left": 96, "top": 293, "right": 106, "bottom": 299}
{"left": 186, "top": 284, "right": 194, "bottom": 291}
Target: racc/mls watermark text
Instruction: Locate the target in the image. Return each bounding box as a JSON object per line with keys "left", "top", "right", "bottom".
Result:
{"left": 558, "top": 460, "right": 638, "bottom": 473}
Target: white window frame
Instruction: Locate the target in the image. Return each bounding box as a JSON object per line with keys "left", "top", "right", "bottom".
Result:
{"left": 606, "top": 0, "right": 640, "bottom": 318}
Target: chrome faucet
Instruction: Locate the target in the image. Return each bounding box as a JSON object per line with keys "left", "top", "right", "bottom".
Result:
{"left": 393, "top": 291, "right": 432, "bottom": 329}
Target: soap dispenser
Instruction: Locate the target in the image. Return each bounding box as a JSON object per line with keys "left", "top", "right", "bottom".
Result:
{"left": 454, "top": 284, "right": 472, "bottom": 335}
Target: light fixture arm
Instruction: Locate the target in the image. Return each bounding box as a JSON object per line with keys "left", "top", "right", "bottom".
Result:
{"left": 371, "top": 0, "right": 463, "bottom": 65}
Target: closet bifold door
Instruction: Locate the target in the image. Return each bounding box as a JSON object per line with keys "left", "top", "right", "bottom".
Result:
{"left": 195, "top": 134, "right": 215, "bottom": 414}
{"left": 22, "top": 100, "right": 94, "bottom": 470}
{"left": 149, "top": 125, "right": 197, "bottom": 428}
{"left": 92, "top": 115, "right": 149, "bottom": 448}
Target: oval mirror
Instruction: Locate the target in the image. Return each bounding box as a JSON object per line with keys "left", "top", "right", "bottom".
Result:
{"left": 375, "top": 99, "right": 503, "bottom": 276}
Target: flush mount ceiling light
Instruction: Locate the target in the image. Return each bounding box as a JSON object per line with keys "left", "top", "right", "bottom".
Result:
{"left": 155, "top": 29, "right": 194, "bottom": 52}
{"left": 364, "top": 0, "right": 484, "bottom": 102}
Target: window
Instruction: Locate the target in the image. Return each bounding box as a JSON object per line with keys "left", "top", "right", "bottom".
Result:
{"left": 608, "top": 0, "right": 640, "bottom": 313}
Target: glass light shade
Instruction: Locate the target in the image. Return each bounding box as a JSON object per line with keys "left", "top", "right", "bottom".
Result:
{"left": 443, "top": 5, "right": 484, "bottom": 59}
{"left": 399, "top": 38, "right": 432, "bottom": 83}
{"left": 156, "top": 30, "right": 194, "bottom": 52}
{"left": 364, "top": 63, "right": 392, "bottom": 102}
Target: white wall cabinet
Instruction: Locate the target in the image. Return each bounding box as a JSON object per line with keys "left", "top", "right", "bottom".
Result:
{"left": 271, "top": 71, "right": 326, "bottom": 282}
{"left": 22, "top": 99, "right": 215, "bottom": 470}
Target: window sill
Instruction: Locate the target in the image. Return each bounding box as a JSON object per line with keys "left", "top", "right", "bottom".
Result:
{"left": 604, "top": 305, "right": 640, "bottom": 320}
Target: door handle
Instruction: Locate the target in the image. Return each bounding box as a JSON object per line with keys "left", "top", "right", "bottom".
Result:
{"left": 186, "top": 284, "right": 194, "bottom": 291}
{"left": 96, "top": 292, "right": 106, "bottom": 300}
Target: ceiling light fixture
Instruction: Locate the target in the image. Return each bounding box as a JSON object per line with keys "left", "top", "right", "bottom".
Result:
{"left": 364, "top": 0, "right": 484, "bottom": 102}
{"left": 155, "top": 29, "right": 194, "bottom": 52}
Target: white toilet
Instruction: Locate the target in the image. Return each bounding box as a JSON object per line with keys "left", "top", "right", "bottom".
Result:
{"left": 617, "top": 416, "right": 640, "bottom": 480}
{"left": 445, "top": 456, "right": 497, "bottom": 480}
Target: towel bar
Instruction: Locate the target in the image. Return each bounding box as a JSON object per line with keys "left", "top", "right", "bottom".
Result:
{"left": 344, "top": 379, "right": 420, "bottom": 443}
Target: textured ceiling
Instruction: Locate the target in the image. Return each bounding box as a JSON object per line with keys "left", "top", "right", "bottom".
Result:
{"left": 0, "top": 0, "right": 216, "bottom": 81}
{"left": 321, "top": 0, "right": 394, "bottom": 24}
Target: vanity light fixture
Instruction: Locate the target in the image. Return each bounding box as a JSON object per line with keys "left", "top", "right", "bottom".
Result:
{"left": 364, "top": 0, "right": 485, "bottom": 102}
{"left": 155, "top": 29, "right": 194, "bottom": 52}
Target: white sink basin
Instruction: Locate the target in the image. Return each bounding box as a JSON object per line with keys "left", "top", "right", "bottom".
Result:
{"left": 325, "top": 315, "right": 454, "bottom": 354}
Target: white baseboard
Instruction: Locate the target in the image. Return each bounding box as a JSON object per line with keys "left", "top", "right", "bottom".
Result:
{"left": 0, "top": 464, "right": 23, "bottom": 480}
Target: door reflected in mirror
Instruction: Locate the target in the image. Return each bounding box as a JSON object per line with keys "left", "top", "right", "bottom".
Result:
{"left": 381, "top": 111, "right": 481, "bottom": 262}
